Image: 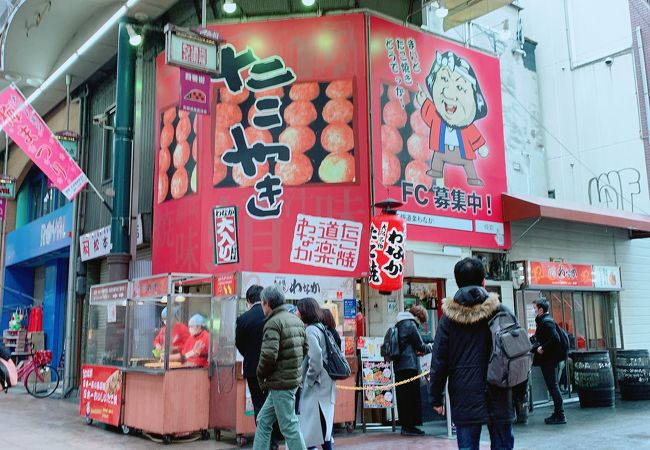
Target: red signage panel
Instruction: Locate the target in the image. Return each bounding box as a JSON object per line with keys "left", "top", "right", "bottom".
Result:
{"left": 152, "top": 14, "right": 371, "bottom": 276}
{"left": 80, "top": 364, "right": 122, "bottom": 426}
{"left": 369, "top": 16, "right": 509, "bottom": 249}
{"left": 528, "top": 261, "right": 593, "bottom": 287}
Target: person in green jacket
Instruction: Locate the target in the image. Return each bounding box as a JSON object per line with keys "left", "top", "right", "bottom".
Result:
{"left": 254, "top": 285, "right": 308, "bottom": 450}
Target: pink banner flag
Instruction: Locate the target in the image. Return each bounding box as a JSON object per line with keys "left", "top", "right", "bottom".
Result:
{"left": 0, "top": 86, "right": 88, "bottom": 200}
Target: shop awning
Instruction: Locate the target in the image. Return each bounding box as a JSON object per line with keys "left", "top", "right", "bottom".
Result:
{"left": 502, "top": 193, "right": 650, "bottom": 238}
{"left": 443, "top": 0, "right": 515, "bottom": 31}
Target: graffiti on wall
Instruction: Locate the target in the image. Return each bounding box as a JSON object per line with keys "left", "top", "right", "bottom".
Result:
{"left": 588, "top": 168, "right": 641, "bottom": 212}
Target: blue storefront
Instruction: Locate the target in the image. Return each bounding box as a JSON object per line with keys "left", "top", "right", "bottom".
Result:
{"left": 2, "top": 202, "right": 72, "bottom": 366}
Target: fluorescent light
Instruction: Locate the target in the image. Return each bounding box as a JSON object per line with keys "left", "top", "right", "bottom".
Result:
{"left": 302, "top": 0, "right": 316, "bottom": 6}
{"left": 40, "top": 52, "right": 79, "bottom": 91}
{"left": 223, "top": 1, "right": 236, "bottom": 14}
{"left": 28, "top": 1, "right": 140, "bottom": 106}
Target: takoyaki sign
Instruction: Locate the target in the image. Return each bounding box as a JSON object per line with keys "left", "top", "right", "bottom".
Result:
{"left": 370, "top": 16, "right": 510, "bottom": 249}
{"left": 153, "top": 14, "right": 371, "bottom": 277}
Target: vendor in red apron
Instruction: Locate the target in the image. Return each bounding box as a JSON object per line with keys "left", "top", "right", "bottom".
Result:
{"left": 153, "top": 301, "right": 190, "bottom": 359}
{"left": 177, "top": 314, "right": 210, "bottom": 368}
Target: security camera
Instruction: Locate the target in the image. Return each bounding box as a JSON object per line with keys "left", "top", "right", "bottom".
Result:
{"left": 92, "top": 113, "right": 105, "bottom": 126}
{"left": 605, "top": 57, "right": 613, "bottom": 66}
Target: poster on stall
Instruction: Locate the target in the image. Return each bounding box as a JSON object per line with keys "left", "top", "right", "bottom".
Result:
{"left": 369, "top": 16, "right": 509, "bottom": 249}
{"left": 80, "top": 364, "right": 122, "bottom": 426}
{"left": 358, "top": 336, "right": 383, "bottom": 362}
{"left": 0, "top": 86, "right": 88, "bottom": 200}
{"left": 152, "top": 14, "right": 371, "bottom": 278}
{"left": 361, "top": 360, "right": 395, "bottom": 409}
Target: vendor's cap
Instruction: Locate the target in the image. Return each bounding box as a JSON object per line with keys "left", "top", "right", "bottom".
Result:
{"left": 189, "top": 314, "right": 205, "bottom": 327}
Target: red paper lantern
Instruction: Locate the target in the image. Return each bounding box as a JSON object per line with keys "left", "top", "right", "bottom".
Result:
{"left": 369, "top": 199, "right": 406, "bottom": 295}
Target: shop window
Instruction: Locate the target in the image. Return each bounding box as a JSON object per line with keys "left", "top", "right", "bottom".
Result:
{"left": 573, "top": 293, "right": 587, "bottom": 350}
{"left": 27, "top": 172, "right": 67, "bottom": 222}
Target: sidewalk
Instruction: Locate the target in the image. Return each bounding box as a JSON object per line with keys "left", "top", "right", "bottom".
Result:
{"left": 2, "top": 390, "right": 650, "bottom": 449}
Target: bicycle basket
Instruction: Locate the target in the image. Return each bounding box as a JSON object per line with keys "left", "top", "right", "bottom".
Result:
{"left": 33, "top": 350, "right": 52, "bottom": 366}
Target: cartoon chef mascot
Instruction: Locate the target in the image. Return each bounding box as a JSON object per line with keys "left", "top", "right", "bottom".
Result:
{"left": 415, "top": 50, "right": 488, "bottom": 187}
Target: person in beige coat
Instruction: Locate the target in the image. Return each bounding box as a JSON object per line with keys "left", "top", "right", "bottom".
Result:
{"left": 296, "top": 297, "right": 336, "bottom": 450}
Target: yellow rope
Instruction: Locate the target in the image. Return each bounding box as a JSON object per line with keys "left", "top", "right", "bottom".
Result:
{"left": 335, "top": 370, "right": 430, "bottom": 391}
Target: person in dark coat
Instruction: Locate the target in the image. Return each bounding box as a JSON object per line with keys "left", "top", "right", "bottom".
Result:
{"left": 236, "top": 285, "right": 281, "bottom": 450}
{"left": 531, "top": 297, "right": 566, "bottom": 425}
{"left": 429, "top": 257, "right": 515, "bottom": 450}
{"left": 394, "top": 305, "right": 432, "bottom": 436}
{"left": 320, "top": 309, "right": 341, "bottom": 349}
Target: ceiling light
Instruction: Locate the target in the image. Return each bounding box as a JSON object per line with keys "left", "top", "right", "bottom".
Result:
{"left": 223, "top": 0, "right": 237, "bottom": 14}
{"left": 126, "top": 24, "right": 142, "bottom": 46}
{"left": 302, "top": 0, "right": 316, "bottom": 6}
{"left": 25, "top": 1, "right": 142, "bottom": 106}
{"left": 3, "top": 73, "right": 21, "bottom": 82}
{"left": 436, "top": 7, "right": 448, "bottom": 18}
{"left": 25, "top": 77, "right": 44, "bottom": 87}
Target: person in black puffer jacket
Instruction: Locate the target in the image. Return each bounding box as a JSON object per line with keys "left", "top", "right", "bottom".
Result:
{"left": 394, "top": 305, "right": 433, "bottom": 436}
{"left": 429, "top": 257, "right": 514, "bottom": 450}
{"left": 531, "top": 297, "right": 566, "bottom": 425}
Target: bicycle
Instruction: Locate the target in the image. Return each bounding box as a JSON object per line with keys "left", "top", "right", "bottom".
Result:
{"left": 16, "top": 349, "right": 60, "bottom": 398}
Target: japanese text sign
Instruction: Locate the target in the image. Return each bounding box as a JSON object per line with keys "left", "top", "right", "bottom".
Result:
{"left": 180, "top": 68, "right": 210, "bottom": 115}
{"left": 592, "top": 265, "right": 621, "bottom": 290}
{"left": 370, "top": 17, "right": 509, "bottom": 249}
{"left": 361, "top": 360, "right": 395, "bottom": 409}
{"left": 528, "top": 261, "right": 593, "bottom": 288}
{"left": 241, "top": 271, "right": 353, "bottom": 302}
{"left": 0, "top": 198, "right": 5, "bottom": 221}
{"left": 369, "top": 212, "right": 406, "bottom": 293}
{"left": 80, "top": 225, "right": 112, "bottom": 262}
{"left": 213, "top": 206, "right": 239, "bottom": 265}
{"left": 290, "top": 214, "right": 363, "bottom": 272}
{"left": 165, "top": 24, "right": 220, "bottom": 74}
{"left": 89, "top": 281, "right": 130, "bottom": 304}
{"left": 0, "top": 175, "right": 16, "bottom": 199}
{"left": 152, "top": 14, "right": 371, "bottom": 277}
{"left": 0, "top": 86, "right": 88, "bottom": 200}
{"left": 80, "top": 365, "right": 122, "bottom": 426}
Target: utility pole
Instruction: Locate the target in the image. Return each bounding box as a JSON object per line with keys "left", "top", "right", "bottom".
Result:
{"left": 107, "top": 20, "right": 136, "bottom": 281}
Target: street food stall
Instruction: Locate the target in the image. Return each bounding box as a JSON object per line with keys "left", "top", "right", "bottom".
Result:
{"left": 210, "top": 272, "right": 359, "bottom": 446}
{"left": 82, "top": 273, "right": 216, "bottom": 443}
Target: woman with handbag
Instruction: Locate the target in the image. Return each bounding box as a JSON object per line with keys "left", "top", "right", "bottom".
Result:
{"left": 297, "top": 298, "right": 336, "bottom": 450}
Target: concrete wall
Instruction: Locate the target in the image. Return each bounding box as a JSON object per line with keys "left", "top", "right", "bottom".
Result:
{"left": 520, "top": 0, "right": 650, "bottom": 214}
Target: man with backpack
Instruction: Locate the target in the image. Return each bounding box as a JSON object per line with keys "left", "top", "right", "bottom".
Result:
{"left": 531, "top": 297, "right": 568, "bottom": 425}
{"left": 429, "top": 257, "right": 515, "bottom": 450}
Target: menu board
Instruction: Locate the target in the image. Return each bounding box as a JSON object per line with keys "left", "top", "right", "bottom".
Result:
{"left": 361, "top": 360, "right": 395, "bottom": 409}
{"left": 80, "top": 365, "right": 122, "bottom": 426}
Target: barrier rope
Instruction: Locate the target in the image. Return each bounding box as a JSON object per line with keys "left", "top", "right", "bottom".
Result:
{"left": 335, "top": 370, "right": 430, "bottom": 391}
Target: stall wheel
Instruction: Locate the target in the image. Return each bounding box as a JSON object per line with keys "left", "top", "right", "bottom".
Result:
{"left": 121, "top": 425, "right": 130, "bottom": 435}
{"left": 236, "top": 435, "right": 247, "bottom": 447}
{"left": 162, "top": 435, "right": 172, "bottom": 445}
{"left": 85, "top": 418, "right": 93, "bottom": 425}
{"left": 214, "top": 429, "right": 222, "bottom": 441}
{"left": 201, "top": 430, "right": 211, "bottom": 440}
{"left": 346, "top": 422, "right": 355, "bottom": 433}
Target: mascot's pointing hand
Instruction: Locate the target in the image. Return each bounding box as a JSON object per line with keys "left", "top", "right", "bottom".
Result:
{"left": 477, "top": 145, "right": 489, "bottom": 158}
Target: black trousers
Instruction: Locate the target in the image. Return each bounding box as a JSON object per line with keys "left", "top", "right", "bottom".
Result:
{"left": 540, "top": 364, "right": 564, "bottom": 414}
{"left": 247, "top": 377, "right": 283, "bottom": 446}
{"left": 395, "top": 369, "right": 422, "bottom": 428}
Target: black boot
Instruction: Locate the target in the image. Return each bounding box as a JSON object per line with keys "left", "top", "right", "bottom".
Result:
{"left": 515, "top": 401, "right": 529, "bottom": 424}
{"left": 544, "top": 412, "right": 567, "bottom": 425}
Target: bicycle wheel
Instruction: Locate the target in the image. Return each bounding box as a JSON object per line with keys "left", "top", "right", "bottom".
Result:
{"left": 24, "top": 364, "right": 60, "bottom": 398}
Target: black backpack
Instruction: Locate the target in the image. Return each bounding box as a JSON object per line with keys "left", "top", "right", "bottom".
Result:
{"left": 555, "top": 323, "right": 570, "bottom": 361}
{"left": 316, "top": 324, "right": 351, "bottom": 380}
{"left": 380, "top": 326, "right": 400, "bottom": 362}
